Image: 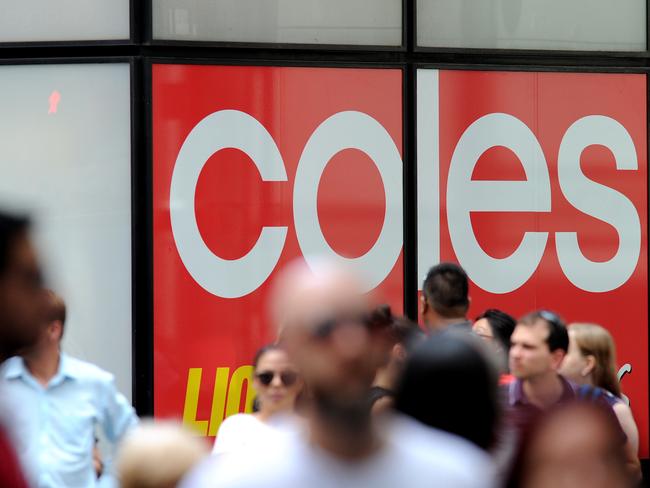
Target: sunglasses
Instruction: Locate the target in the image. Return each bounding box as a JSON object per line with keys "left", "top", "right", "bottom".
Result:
{"left": 311, "top": 312, "right": 389, "bottom": 340}
{"left": 538, "top": 310, "right": 565, "bottom": 329}
{"left": 255, "top": 370, "right": 299, "bottom": 387}
{"left": 311, "top": 316, "right": 357, "bottom": 340}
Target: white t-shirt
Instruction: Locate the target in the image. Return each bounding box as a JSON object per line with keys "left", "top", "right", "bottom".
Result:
{"left": 185, "top": 415, "right": 495, "bottom": 488}
{"left": 212, "top": 414, "right": 280, "bottom": 455}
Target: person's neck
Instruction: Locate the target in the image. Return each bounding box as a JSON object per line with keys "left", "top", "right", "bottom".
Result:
{"left": 523, "top": 371, "right": 564, "bottom": 409}
{"left": 574, "top": 374, "right": 594, "bottom": 387}
{"left": 256, "top": 406, "right": 287, "bottom": 423}
{"left": 426, "top": 314, "right": 467, "bottom": 332}
{"left": 373, "top": 363, "right": 399, "bottom": 392}
{"left": 23, "top": 346, "right": 60, "bottom": 387}
{"left": 309, "top": 395, "right": 382, "bottom": 461}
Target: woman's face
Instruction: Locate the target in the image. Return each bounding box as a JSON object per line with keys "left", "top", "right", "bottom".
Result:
{"left": 472, "top": 318, "right": 494, "bottom": 344}
{"left": 253, "top": 349, "right": 302, "bottom": 414}
{"left": 559, "top": 331, "right": 589, "bottom": 383}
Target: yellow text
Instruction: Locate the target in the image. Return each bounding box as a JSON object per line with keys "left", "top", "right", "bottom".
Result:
{"left": 182, "top": 365, "right": 256, "bottom": 436}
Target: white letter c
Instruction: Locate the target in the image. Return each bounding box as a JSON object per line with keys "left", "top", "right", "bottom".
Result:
{"left": 170, "top": 110, "right": 287, "bottom": 299}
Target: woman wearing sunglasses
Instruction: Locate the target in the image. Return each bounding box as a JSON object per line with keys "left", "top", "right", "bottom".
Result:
{"left": 213, "top": 344, "right": 303, "bottom": 455}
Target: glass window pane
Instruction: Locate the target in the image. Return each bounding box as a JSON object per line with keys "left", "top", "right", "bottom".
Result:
{"left": 417, "top": 68, "right": 648, "bottom": 454}
{"left": 417, "top": 0, "right": 645, "bottom": 51}
{"left": 0, "top": 1, "right": 129, "bottom": 42}
{"left": 152, "top": 64, "right": 403, "bottom": 423}
{"left": 153, "top": 0, "right": 402, "bottom": 46}
{"left": 0, "top": 64, "right": 133, "bottom": 400}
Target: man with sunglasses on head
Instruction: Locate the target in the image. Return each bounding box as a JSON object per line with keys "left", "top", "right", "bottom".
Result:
{"left": 421, "top": 262, "right": 472, "bottom": 333}
{"left": 183, "top": 259, "right": 494, "bottom": 488}
{"left": 506, "top": 311, "right": 575, "bottom": 436}
{"left": 501, "top": 310, "right": 629, "bottom": 475}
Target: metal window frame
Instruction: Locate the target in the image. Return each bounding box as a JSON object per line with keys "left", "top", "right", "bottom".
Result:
{"left": 409, "top": 65, "right": 650, "bottom": 480}
{"left": 140, "top": 58, "right": 409, "bottom": 415}
{"left": 144, "top": 0, "right": 408, "bottom": 51}
{"left": 0, "top": 0, "right": 135, "bottom": 48}
{"left": 412, "top": 0, "right": 650, "bottom": 57}
{"left": 0, "top": 56, "right": 139, "bottom": 407}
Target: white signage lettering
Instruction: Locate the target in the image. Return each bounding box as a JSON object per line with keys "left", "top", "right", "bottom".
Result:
{"left": 418, "top": 77, "right": 641, "bottom": 294}
{"left": 171, "top": 110, "right": 403, "bottom": 298}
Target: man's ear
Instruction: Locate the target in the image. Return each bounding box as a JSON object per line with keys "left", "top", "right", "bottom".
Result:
{"left": 393, "top": 343, "right": 407, "bottom": 362}
{"left": 551, "top": 349, "right": 566, "bottom": 370}
{"left": 49, "top": 320, "right": 63, "bottom": 342}
{"left": 420, "top": 294, "right": 429, "bottom": 316}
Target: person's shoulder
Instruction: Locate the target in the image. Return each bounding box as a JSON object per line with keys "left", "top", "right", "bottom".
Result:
{"left": 612, "top": 398, "right": 633, "bottom": 416}
{"left": 192, "top": 432, "right": 299, "bottom": 488}
{"left": 601, "top": 388, "right": 623, "bottom": 406}
{"left": 180, "top": 457, "right": 275, "bottom": 488}
{"left": 398, "top": 445, "right": 495, "bottom": 487}
{"left": 0, "top": 356, "right": 22, "bottom": 371}
{"left": 389, "top": 415, "right": 495, "bottom": 486}
{"left": 62, "top": 354, "right": 114, "bottom": 384}
{"left": 216, "top": 414, "right": 260, "bottom": 435}
{"left": 0, "top": 357, "right": 24, "bottom": 383}
{"left": 450, "top": 320, "right": 473, "bottom": 331}
{"left": 572, "top": 382, "right": 618, "bottom": 406}
{"left": 221, "top": 413, "right": 259, "bottom": 425}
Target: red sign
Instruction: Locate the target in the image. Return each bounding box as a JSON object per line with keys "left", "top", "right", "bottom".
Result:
{"left": 418, "top": 70, "right": 648, "bottom": 456}
{"left": 153, "top": 65, "right": 403, "bottom": 435}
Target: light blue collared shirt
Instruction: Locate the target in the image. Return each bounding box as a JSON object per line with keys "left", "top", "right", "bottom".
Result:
{"left": 1, "top": 354, "right": 138, "bottom": 488}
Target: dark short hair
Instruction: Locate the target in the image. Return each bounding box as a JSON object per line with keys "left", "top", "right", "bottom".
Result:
{"left": 0, "top": 212, "right": 29, "bottom": 276}
{"left": 45, "top": 290, "right": 67, "bottom": 338}
{"left": 365, "top": 304, "right": 394, "bottom": 333}
{"left": 252, "top": 343, "right": 284, "bottom": 369}
{"left": 390, "top": 316, "right": 425, "bottom": 349}
{"left": 366, "top": 304, "right": 424, "bottom": 346}
{"left": 476, "top": 309, "right": 516, "bottom": 351}
{"left": 518, "top": 310, "right": 569, "bottom": 354}
{"left": 394, "top": 332, "right": 499, "bottom": 450}
{"left": 251, "top": 343, "right": 294, "bottom": 413}
{"left": 422, "top": 262, "right": 469, "bottom": 317}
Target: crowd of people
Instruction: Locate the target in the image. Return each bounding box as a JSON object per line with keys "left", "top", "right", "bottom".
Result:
{"left": 0, "top": 210, "right": 644, "bottom": 487}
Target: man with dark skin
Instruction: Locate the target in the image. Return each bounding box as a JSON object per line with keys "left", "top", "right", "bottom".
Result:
{"left": 0, "top": 212, "right": 48, "bottom": 488}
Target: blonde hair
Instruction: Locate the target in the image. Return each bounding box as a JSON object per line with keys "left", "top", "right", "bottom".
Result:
{"left": 116, "top": 420, "right": 208, "bottom": 488}
{"left": 569, "top": 323, "right": 621, "bottom": 397}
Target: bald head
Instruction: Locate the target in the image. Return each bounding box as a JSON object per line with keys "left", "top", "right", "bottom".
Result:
{"left": 269, "top": 259, "right": 386, "bottom": 406}
{"left": 271, "top": 259, "right": 367, "bottom": 337}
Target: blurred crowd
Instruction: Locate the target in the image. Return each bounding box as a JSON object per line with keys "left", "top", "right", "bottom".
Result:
{"left": 0, "top": 210, "right": 643, "bottom": 488}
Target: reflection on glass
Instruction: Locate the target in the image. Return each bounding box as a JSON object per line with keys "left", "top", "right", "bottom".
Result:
{"left": 0, "top": 63, "right": 132, "bottom": 400}
{"left": 417, "top": 0, "right": 645, "bottom": 51}
{"left": 153, "top": 0, "right": 402, "bottom": 46}
{"left": 0, "top": 0, "right": 129, "bottom": 42}
{"left": 48, "top": 90, "right": 61, "bottom": 115}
